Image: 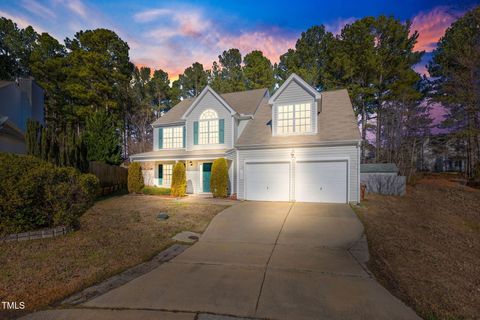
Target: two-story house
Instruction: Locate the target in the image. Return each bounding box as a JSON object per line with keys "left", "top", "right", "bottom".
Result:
{"left": 130, "top": 73, "right": 361, "bottom": 203}
{"left": 0, "top": 78, "right": 44, "bottom": 154}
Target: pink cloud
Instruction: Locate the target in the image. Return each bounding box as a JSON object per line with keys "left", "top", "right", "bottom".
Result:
{"left": 411, "top": 6, "right": 460, "bottom": 52}
{"left": 0, "top": 9, "right": 45, "bottom": 33}
{"left": 218, "top": 31, "right": 296, "bottom": 64}
{"left": 132, "top": 6, "right": 296, "bottom": 79}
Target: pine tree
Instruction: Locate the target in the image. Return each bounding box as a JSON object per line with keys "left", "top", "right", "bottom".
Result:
{"left": 84, "top": 110, "right": 122, "bottom": 165}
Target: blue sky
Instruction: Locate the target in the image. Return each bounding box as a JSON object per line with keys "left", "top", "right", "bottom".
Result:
{"left": 0, "top": 0, "right": 478, "bottom": 79}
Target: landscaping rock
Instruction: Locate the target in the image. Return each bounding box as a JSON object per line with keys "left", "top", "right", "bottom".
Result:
{"left": 172, "top": 231, "right": 201, "bottom": 243}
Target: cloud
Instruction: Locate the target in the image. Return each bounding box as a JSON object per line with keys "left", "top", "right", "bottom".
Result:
{"left": 142, "top": 9, "right": 210, "bottom": 41}
{"left": 325, "top": 17, "right": 357, "bottom": 35}
{"left": 218, "top": 31, "right": 296, "bottom": 63}
{"left": 131, "top": 6, "right": 296, "bottom": 79}
{"left": 65, "top": 0, "right": 87, "bottom": 18}
{"left": 133, "top": 8, "right": 171, "bottom": 23}
{"left": 21, "top": 0, "right": 56, "bottom": 19}
{"left": 0, "top": 9, "right": 45, "bottom": 33}
{"left": 411, "top": 6, "right": 461, "bottom": 52}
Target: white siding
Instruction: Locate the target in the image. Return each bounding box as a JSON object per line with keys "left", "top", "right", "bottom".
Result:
{"left": 226, "top": 151, "right": 237, "bottom": 194}
{"left": 237, "top": 145, "right": 360, "bottom": 203}
{"left": 185, "top": 91, "right": 233, "bottom": 151}
{"left": 272, "top": 79, "right": 317, "bottom": 135}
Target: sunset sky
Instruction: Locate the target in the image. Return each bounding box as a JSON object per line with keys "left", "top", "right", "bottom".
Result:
{"left": 0, "top": 0, "right": 478, "bottom": 80}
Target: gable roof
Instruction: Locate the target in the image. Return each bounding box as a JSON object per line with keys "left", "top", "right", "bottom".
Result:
{"left": 181, "top": 85, "right": 236, "bottom": 119}
{"left": 236, "top": 89, "right": 361, "bottom": 148}
{"left": 152, "top": 87, "right": 268, "bottom": 126}
{"left": 268, "top": 73, "right": 321, "bottom": 104}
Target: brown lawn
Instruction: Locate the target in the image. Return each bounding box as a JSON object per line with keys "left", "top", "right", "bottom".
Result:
{"left": 354, "top": 174, "right": 480, "bottom": 320}
{"left": 0, "top": 194, "right": 229, "bottom": 319}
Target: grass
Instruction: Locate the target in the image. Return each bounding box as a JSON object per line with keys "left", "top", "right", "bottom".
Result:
{"left": 142, "top": 186, "right": 171, "bottom": 195}
{"left": 0, "top": 194, "right": 229, "bottom": 319}
{"left": 354, "top": 174, "right": 480, "bottom": 319}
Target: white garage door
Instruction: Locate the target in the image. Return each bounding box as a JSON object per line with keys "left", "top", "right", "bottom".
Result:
{"left": 295, "top": 161, "right": 348, "bottom": 203}
{"left": 245, "top": 162, "right": 290, "bottom": 201}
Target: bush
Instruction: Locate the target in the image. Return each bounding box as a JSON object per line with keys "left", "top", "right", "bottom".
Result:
{"left": 128, "top": 162, "right": 144, "bottom": 193}
{"left": 0, "top": 153, "right": 99, "bottom": 234}
{"left": 142, "top": 186, "right": 171, "bottom": 195}
{"left": 171, "top": 162, "right": 187, "bottom": 197}
{"left": 211, "top": 158, "right": 229, "bottom": 198}
{"left": 80, "top": 173, "right": 100, "bottom": 204}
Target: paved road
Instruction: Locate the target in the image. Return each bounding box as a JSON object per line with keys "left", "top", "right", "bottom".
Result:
{"left": 22, "top": 202, "right": 420, "bottom": 320}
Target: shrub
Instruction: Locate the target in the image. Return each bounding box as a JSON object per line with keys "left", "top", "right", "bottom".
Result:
{"left": 171, "top": 162, "right": 187, "bottom": 197}
{"left": 0, "top": 153, "right": 99, "bottom": 234}
{"left": 211, "top": 158, "right": 229, "bottom": 198}
{"left": 80, "top": 173, "right": 100, "bottom": 204}
{"left": 128, "top": 162, "right": 144, "bottom": 193}
{"left": 142, "top": 186, "right": 171, "bottom": 195}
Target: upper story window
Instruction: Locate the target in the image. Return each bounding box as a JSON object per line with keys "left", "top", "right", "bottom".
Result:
{"left": 163, "top": 126, "right": 183, "bottom": 148}
{"left": 199, "top": 109, "right": 219, "bottom": 144}
{"left": 277, "top": 103, "right": 311, "bottom": 134}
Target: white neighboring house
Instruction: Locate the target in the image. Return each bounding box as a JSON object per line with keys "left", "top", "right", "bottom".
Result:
{"left": 130, "top": 73, "right": 362, "bottom": 203}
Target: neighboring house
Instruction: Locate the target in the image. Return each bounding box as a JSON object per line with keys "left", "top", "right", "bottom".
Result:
{"left": 0, "top": 78, "right": 44, "bottom": 154}
{"left": 131, "top": 73, "right": 361, "bottom": 203}
{"left": 418, "top": 134, "right": 467, "bottom": 173}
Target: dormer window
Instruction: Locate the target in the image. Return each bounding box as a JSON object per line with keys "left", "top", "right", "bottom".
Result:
{"left": 199, "top": 109, "right": 219, "bottom": 144}
{"left": 277, "top": 103, "right": 312, "bottom": 134}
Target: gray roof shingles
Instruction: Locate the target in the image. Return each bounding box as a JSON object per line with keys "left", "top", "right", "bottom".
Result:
{"left": 152, "top": 88, "right": 267, "bottom": 126}
{"left": 235, "top": 89, "right": 361, "bottom": 147}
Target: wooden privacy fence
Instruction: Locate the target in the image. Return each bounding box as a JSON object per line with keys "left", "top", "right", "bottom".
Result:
{"left": 88, "top": 161, "right": 128, "bottom": 195}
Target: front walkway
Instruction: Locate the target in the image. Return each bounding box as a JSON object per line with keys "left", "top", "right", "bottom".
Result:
{"left": 22, "top": 202, "right": 419, "bottom": 320}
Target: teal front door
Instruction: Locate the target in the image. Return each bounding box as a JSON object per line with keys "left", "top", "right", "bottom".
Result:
{"left": 202, "top": 163, "right": 212, "bottom": 192}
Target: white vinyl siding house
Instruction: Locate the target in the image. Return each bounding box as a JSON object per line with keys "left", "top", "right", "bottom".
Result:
{"left": 237, "top": 145, "right": 360, "bottom": 203}
{"left": 131, "top": 73, "right": 361, "bottom": 203}
{"left": 184, "top": 88, "right": 233, "bottom": 151}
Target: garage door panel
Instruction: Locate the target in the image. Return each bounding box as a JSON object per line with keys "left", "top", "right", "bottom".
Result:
{"left": 246, "top": 162, "right": 290, "bottom": 201}
{"left": 295, "top": 161, "right": 347, "bottom": 203}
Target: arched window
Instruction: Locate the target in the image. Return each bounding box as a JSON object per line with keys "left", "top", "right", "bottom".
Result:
{"left": 200, "top": 109, "right": 218, "bottom": 120}
{"left": 199, "top": 109, "right": 219, "bottom": 144}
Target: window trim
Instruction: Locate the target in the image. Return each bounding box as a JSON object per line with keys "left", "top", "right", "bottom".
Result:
{"left": 274, "top": 101, "right": 314, "bottom": 136}
{"left": 158, "top": 163, "right": 173, "bottom": 187}
{"left": 199, "top": 109, "right": 220, "bottom": 145}
{"left": 162, "top": 126, "right": 184, "bottom": 149}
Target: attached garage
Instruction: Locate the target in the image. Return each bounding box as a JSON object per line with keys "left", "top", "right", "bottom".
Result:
{"left": 245, "top": 162, "right": 290, "bottom": 201}
{"left": 295, "top": 160, "right": 347, "bottom": 203}
{"left": 243, "top": 158, "right": 349, "bottom": 204}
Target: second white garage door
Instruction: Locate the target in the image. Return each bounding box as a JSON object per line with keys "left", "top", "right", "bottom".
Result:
{"left": 245, "top": 162, "right": 290, "bottom": 201}
{"left": 295, "top": 160, "right": 348, "bottom": 203}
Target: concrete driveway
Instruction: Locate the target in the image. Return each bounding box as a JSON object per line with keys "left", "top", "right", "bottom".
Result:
{"left": 23, "top": 202, "right": 420, "bottom": 320}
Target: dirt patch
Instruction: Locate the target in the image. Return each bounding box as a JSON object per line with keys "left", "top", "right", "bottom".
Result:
{"left": 354, "top": 177, "right": 480, "bottom": 319}
{"left": 0, "top": 194, "right": 229, "bottom": 319}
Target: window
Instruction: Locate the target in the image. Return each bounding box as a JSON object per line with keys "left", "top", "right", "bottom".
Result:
{"left": 163, "top": 127, "right": 183, "bottom": 149}
{"left": 159, "top": 164, "right": 173, "bottom": 186}
{"left": 276, "top": 103, "right": 311, "bottom": 134}
{"left": 199, "top": 109, "right": 219, "bottom": 144}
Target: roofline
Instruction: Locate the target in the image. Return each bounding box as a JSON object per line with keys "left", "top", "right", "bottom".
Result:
{"left": 181, "top": 85, "right": 237, "bottom": 120}
{"left": 130, "top": 149, "right": 234, "bottom": 161}
{"left": 235, "top": 139, "right": 362, "bottom": 150}
{"left": 268, "top": 73, "right": 321, "bottom": 104}
{"left": 151, "top": 120, "right": 186, "bottom": 128}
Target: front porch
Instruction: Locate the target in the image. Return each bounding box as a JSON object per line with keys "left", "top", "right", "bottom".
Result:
{"left": 139, "top": 159, "right": 233, "bottom": 195}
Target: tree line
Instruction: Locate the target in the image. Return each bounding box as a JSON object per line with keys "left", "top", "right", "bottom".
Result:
{"left": 1, "top": 6, "right": 479, "bottom": 180}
